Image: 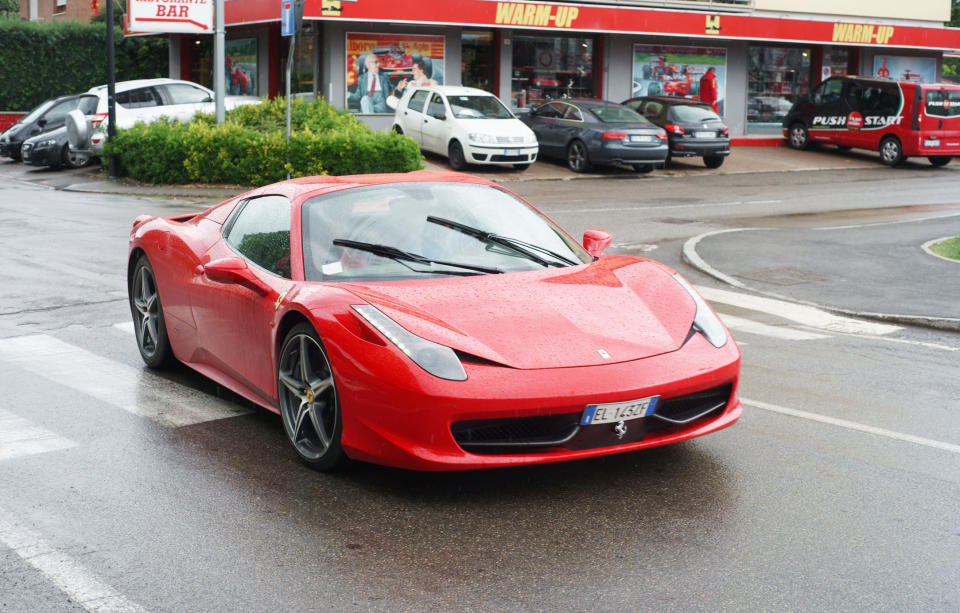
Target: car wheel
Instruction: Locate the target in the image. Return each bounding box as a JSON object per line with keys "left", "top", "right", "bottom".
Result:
{"left": 393, "top": 125, "right": 403, "bottom": 135}
{"left": 277, "top": 322, "right": 346, "bottom": 471}
{"left": 513, "top": 163, "right": 531, "bottom": 170}
{"left": 929, "top": 156, "right": 951, "bottom": 167}
{"left": 566, "top": 140, "right": 591, "bottom": 172}
{"left": 879, "top": 136, "right": 903, "bottom": 166}
{"left": 61, "top": 144, "right": 90, "bottom": 169}
{"left": 837, "top": 145, "right": 852, "bottom": 151}
{"left": 448, "top": 140, "right": 467, "bottom": 170}
{"left": 631, "top": 163, "right": 654, "bottom": 173}
{"left": 129, "top": 255, "right": 175, "bottom": 369}
{"left": 703, "top": 155, "right": 724, "bottom": 169}
{"left": 788, "top": 123, "right": 809, "bottom": 150}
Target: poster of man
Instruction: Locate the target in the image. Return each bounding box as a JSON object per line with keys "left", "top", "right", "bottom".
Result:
{"left": 873, "top": 56, "right": 936, "bottom": 83}
{"left": 346, "top": 33, "right": 445, "bottom": 113}
{"left": 632, "top": 45, "right": 726, "bottom": 115}
{"left": 224, "top": 39, "right": 257, "bottom": 96}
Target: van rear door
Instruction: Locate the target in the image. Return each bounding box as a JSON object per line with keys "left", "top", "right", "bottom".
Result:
{"left": 917, "top": 86, "right": 960, "bottom": 154}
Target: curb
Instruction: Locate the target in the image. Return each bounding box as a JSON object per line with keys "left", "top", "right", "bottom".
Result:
{"left": 682, "top": 228, "right": 960, "bottom": 333}
{"left": 730, "top": 137, "right": 786, "bottom": 147}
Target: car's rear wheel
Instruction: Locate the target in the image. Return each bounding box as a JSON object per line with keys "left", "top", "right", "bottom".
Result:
{"left": 130, "top": 255, "right": 174, "bottom": 369}
{"left": 277, "top": 323, "right": 346, "bottom": 471}
{"left": 788, "top": 122, "right": 809, "bottom": 150}
{"left": 392, "top": 125, "right": 403, "bottom": 135}
{"left": 631, "top": 163, "right": 654, "bottom": 173}
{"left": 448, "top": 140, "right": 467, "bottom": 170}
{"left": 879, "top": 136, "right": 903, "bottom": 166}
{"left": 837, "top": 145, "right": 852, "bottom": 151}
{"left": 703, "top": 155, "right": 724, "bottom": 169}
{"left": 567, "top": 140, "right": 591, "bottom": 172}
{"left": 929, "top": 156, "right": 951, "bottom": 167}
{"left": 61, "top": 144, "right": 90, "bottom": 169}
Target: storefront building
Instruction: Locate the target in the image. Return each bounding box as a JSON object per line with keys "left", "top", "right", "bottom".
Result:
{"left": 163, "top": 0, "right": 960, "bottom": 136}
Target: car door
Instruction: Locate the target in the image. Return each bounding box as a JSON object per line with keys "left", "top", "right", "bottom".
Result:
{"left": 399, "top": 89, "right": 430, "bottom": 145}
{"left": 421, "top": 93, "right": 452, "bottom": 154}
{"left": 525, "top": 102, "right": 565, "bottom": 156}
{"left": 807, "top": 78, "right": 845, "bottom": 144}
{"left": 33, "top": 97, "right": 82, "bottom": 136}
{"left": 160, "top": 82, "right": 215, "bottom": 122}
{"left": 190, "top": 195, "right": 297, "bottom": 403}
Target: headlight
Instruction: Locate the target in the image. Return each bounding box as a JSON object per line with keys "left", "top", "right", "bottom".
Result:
{"left": 38, "top": 139, "right": 57, "bottom": 147}
{"left": 524, "top": 132, "right": 537, "bottom": 145}
{"left": 672, "top": 274, "right": 727, "bottom": 348}
{"left": 352, "top": 305, "right": 467, "bottom": 381}
{"left": 468, "top": 133, "right": 496, "bottom": 144}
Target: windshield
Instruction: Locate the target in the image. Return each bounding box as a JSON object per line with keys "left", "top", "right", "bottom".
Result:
{"left": 302, "top": 182, "right": 590, "bottom": 282}
{"left": 587, "top": 105, "right": 651, "bottom": 124}
{"left": 669, "top": 104, "right": 721, "bottom": 123}
{"left": 448, "top": 95, "right": 513, "bottom": 119}
{"left": 924, "top": 89, "right": 960, "bottom": 118}
{"left": 17, "top": 100, "right": 56, "bottom": 126}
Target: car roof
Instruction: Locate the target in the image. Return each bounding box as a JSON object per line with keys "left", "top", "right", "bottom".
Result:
{"left": 627, "top": 96, "right": 707, "bottom": 106}
{"left": 542, "top": 98, "right": 625, "bottom": 108}
{"left": 413, "top": 85, "right": 497, "bottom": 97}
{"left": 87, "top": 78, "right": 206, "bottom": 94}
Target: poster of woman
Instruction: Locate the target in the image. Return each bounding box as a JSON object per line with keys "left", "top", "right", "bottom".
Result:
{"left": 346, "top": 33, "right": 445, "bottom": 114}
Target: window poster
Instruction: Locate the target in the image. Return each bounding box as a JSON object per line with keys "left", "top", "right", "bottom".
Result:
{"left": 632, "top": 45, "right": 727, "bottom": 114}
{"left": 873, "top": 55, "right": 936, "bottom": 83}
{"left": 346, "top": 33, "right": 445, "bottom": 113}
{"left": 225, "top": 38, "right": 258, "bottom": 96}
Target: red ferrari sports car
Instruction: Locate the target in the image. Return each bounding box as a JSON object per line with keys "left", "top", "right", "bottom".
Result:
{"left": 128, "top": 171, "right": 741, "bottom": 471}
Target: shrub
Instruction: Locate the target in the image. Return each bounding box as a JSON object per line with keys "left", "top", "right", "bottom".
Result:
{"left": 104, "top": 97, "right": 423, "bottom": 185}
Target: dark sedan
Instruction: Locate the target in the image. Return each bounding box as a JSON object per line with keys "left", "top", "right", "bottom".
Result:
{"left": 0, "top": 93, "right": 96, "bottom": 162}
{"left": 518, "top": 99, "right": 668, "bottom": 173}
{"left": 21, "top": 125, "right": 93, "bottom": 169}
{"left": 622, "top": 97, "right": 730, "bottom": 168}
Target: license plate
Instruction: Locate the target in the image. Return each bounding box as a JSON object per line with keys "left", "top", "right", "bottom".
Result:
{"left": 695, "top": 131, "right": 715, "bottom": 138}
{"left": 629, "top": 134, "right": 654, "bottom": 143}
{"left": 581, "top": 395, "right": 660, "bottom": 425}
{"left": 924, "top": 139, "right": 941, "bottom": 147}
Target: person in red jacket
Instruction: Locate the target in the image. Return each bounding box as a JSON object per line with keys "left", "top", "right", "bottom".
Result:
{"left": 699, "top": 67, "right": 719, "bottom": 114}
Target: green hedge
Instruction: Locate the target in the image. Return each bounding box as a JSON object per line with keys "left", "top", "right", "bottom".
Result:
{"left": 104, "top": 97, "right": 423, "bottom": 184}
{"left": 0, "top": 19, "right": 167, "bottom": 110}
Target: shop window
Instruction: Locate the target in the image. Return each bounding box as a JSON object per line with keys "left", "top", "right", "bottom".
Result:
{"left": 292, "top": 30, "right": 316, "bottom": 95}
{"left": 747, "top": 46, "right": 811, "bottom": 133}
{"left": 462, "top": 31, "right": 495, "bottom": 93}
{"left": 510, "top": 35, "right": 596, "bottom": 108}
{"left": 822, "top": 46, "right": 851, "bottom": 79}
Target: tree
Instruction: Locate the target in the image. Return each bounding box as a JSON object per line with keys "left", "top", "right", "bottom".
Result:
{"left": 0, "top": 0, "right": 19, "bottom": 19}
{"left": 951, "top": 0, "right": 960, "bottom": 27}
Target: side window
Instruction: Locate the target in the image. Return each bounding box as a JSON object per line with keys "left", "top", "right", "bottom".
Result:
{"left": 813, "top": 79, "right": 843, "bottom": 105}
{"left": 407, "top": 89, "right": 429, "bottom": 113}
{"left": 844, "top": 82, "right": 863, "bottom": 108}
{"left": 427, "top": 94, "right": 447, "bottom": 117}
{"left": 533, "top": 103, "right": 561, "bottom": 118}
{"left": 42, "top": 98, "right": 81, "bottom": 125}
{"left": 78, "top": 95, "right": 99, "bottom": 115}
{"left": 641, "top": 101, "right": 663, "bottom": 120}
{"left": 225, "top": 195, "right": 292, "bottom": 278}
{"left": 164, "top": 83, "right": 213, "bottom": 105}
{"left": 115, "top": 87, "right": 160, "bottom": 109}
{"left": 562, "top": 104, "right": 583, "bottom": 121}
{"left": 876, "top": 84, "right": 901, "bottom": 116}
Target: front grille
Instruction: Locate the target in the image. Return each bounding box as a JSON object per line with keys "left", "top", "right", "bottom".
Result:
{"left": 452, "top": 384, "right": 732, "bottom": 455}
{"left": 490, "top": 154, "right": 529, "bottom": 162}
{"left": 496, "top": 135, "right": 525, "bottom": 144}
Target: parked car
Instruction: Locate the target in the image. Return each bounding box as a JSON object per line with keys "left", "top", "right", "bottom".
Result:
{"left": 127, "top": 170, "right": 741, "bottom": 471}
{"left": 66, "top": 78, "right": 261, "bottom": 158}
{"left": 623, "top": 96, "right": 730, "bottom": 168}
{"left": 517, "top": 99, "right": 668, "bottom": 173}
{"left": 783, "top": 75, "right": 960, "bottom": 166}
{"left": 392, "top": 85, "right": 538, "bottom": 170}
{"left": 0, "top": 93, "right": 95, "bottom": 161}
{"left": 19, "top": 94, "right": 100, "bottom": 169}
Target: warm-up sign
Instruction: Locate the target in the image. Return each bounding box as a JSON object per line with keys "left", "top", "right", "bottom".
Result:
{"left": 129, "top": 0, "right": 213, "bottom": 33}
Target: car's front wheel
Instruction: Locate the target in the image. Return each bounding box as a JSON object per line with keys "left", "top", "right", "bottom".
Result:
{"left": 567, "top": 140, "right": 591, "bottom": 172}
{"left": 929, "top": 156, "right": 951, "bottom": 167}
{"left": 277, "top": 323, "right": 346, "bottom": 471}
{"left": 788, "top": 122, "right": 809, "bottom": 150}
{"left": 392, "top": 125, "right": 403, "bottom": 135}
{"left": 703, "top": 155, "right": 724, "bottom": 169}
{"left": 129, "top": 255, "right": 174, "bottom": 369}
{"left": 448, "top": 140, "right": 467, "bottom": 170}
{"left": 879, "top": 136, "right": 903, "bottom": 166}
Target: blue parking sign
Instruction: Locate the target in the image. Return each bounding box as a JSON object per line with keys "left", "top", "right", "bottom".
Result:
{"left": 281, "top": 0, "right": 294, "bottom": 36}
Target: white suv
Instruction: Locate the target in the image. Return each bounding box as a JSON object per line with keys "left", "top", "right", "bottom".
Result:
{"left": 67, "top": 78, "right": 260, "bottom": 156}
{"left": 392, "top": 86, "right": 538, "bottom": 170}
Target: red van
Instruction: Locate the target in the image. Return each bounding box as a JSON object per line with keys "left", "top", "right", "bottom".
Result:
{"left": 782, "top": 76, "right": 960, "bottom": 166}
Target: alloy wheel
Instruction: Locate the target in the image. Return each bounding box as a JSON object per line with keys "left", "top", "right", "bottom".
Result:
{"left": 132, "top": 264, "right": 161, "bottom": 358}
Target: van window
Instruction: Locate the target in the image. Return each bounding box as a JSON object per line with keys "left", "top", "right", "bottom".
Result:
{"left": 812, "top": 79, "right": 843, "bottom": 105}
{"left": 860, "top": 83, "right": 900, "bottom": 116}
{"left": 924, "top": 89, "right": 960, "bottom": 118}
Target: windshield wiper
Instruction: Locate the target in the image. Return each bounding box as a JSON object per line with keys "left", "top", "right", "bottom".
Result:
{"left": 331, "top": 239, "right": 503, "bottom": 275}
{"left": 426, "top": 216, "right": 578, "bottom": 267}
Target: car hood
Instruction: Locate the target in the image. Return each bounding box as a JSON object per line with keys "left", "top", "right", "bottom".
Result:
{"left": 454, "top": 118, "right": 535, "bottom": 139}
{"left": 340, "top": 255, "right": 695, "bottom": 370}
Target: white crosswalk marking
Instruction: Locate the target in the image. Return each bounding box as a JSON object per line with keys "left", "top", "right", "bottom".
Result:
{"left": 716, "top": 312, "right": 829, "bottom": 341}
{"left": 0, "top": 335, "right": 250, "bottom": 428}
{"left": 0, "top": 408, "right": 77, "bottom": 461}
{"left": 0, "top": 506, "right": 149, "bottom": 613}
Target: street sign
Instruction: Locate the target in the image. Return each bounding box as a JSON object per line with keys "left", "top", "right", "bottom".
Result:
{"left": 129, "top": 0, "right": 213, "bottom": 34}
{"left": 281, "top": 0, "right": 294, "bottom": 36}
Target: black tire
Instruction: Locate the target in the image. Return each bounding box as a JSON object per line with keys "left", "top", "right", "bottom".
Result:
{"left": 392, "top": 124, "right": 403, "bottom": 135}
{"left": 277, "top": 322, "right": 347, "bottom": 471}
{"left": 837, "top": 145, "right": 852, "bottom": 151}
{"left": 129, "top": 255, "right": 175, "bottom": 369}
{"left": 879, "top": 136, "right": 903, "bottom": 166}
{"left": 929, "top": 156, "right": 951, "bottom": 167}
{"left": 631, "top": 163, "right": 654, "bottom": 173}
{"left": 61, "top": 144, "right": 90, "bottom": 169}
{"left": 513, "top": 163, "right": 531, "bottom": 170}
{"left": 448, "top": 140, "right": 467, "bottom": 170}
{"left": 566, "top": 140, "right": 591, "bottom": 172}
{"left": 788, "top": 122, "right": 809, "bottom": 150}
{"left": 703, "top": 155, "right": 724, "bottom": 169}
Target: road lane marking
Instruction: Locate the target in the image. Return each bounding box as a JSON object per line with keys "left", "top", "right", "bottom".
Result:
{"left": 545, "top": 200, "right": 782, "bottom": 214}
{"left": 716, "top": 312, "right": 829, "bottom": 341}
{"left": 0, "top": 507, "right": 148, "bottom": 613}
{"left": 696, "top": 284, "right": 901, "bottom": 336}
{"left": 0, "top": 408, "right": 77, "bottom": 461}
{"left": 0, "top": 335, "right": 250, "bottom": 428}
{"left": 743, "top": 397, "right": 960, "bottom": 455}
{"left": 817, "top": 211, "right": 960, "bottom": 231}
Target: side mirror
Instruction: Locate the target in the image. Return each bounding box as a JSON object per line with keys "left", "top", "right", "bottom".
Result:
{"left": 200, "top": 257, "right": 271, "bottom": 296}
{"left": 582, "top": 229, "right": 612, "bottom": 258}
{"left": 432, "top": 112, "right": 446, "bottom": 120}
{"left": 37, "top": 118, "right": 47, "bottom": 128}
